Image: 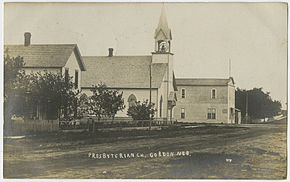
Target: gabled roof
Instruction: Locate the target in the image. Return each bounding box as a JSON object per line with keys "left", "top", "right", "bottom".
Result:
{"left": 4, "top": 44, "right": 86, "bottom": 71}
{"left": 155, "top": 6, "right": 172, "bottom": 40}
{"left": 81, "top": 56, "right": 167, "bottom": 89}
{"left": 176, "top": 78, "right": 235, "bottom": 86}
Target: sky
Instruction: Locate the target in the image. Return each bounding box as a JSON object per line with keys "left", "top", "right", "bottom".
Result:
{"left": 4, "top": 2, "right": 288, "bottom": 108}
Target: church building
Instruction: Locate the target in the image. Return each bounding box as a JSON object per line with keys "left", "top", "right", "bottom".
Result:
{"left": 4, "top": 6, "right": 239, "bottom": 124}
{"left": 81, "top": 7, "right": 178, "bottom": 122}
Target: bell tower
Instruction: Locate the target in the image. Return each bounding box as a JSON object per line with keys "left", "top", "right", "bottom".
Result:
{"left": 152, "top": 6, "right": 173, "bottom": 64}
{"left": 152, "top": 6, "right": 176, "bottom": 123}
{"left": 154, "top": 6, "right": 172, "bottom": 53}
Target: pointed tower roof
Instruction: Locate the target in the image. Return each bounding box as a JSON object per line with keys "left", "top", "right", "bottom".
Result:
{"left": 158, "top": 6, "right": 169, "bottom": 30}
{"left": 155, "top": 6, "right": 172, "bottom": 40}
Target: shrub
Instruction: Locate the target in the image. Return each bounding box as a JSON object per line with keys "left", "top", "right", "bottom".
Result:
{"left": 127, "top": 100, "right": 155, "bottom": 120}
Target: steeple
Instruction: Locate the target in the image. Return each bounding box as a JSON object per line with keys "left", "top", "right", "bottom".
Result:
{"left": 152, "top": 6, "right": 175, "bottom": 123}
{"left": 155, "top": 6, "right": 172, "bottom": 40}
{"left": 154, "top": 5, "right": 172, "bottom": 53}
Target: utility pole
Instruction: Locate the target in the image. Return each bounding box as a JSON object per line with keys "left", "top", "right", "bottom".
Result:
{"left": 245, "top": 90, "right": 249, "bottom": 123}
{"left": 149, "top": 64, "right": 152, "bottom": 106}
{"left": 149, "top": 64, "right": 152, "bottom": 130}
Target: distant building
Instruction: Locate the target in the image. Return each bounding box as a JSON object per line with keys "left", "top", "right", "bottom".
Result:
{"left": 174, "top": 78, "right": 238, "bottom": 124}
{"left": 281, "top": 109, "right": 287, "bottom": 116}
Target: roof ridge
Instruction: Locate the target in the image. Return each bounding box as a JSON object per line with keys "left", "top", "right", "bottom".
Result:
{"left": 82, "top": 55, "right": 151, "bottom": 58}
{"left": 176, "top": 78, "right": 230, "bottom": 80}
{"left": 5, "top": 43, "right": 77, "bottom": 46}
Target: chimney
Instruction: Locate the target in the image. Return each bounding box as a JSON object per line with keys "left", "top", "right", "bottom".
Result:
{"left": 24, "top": 32, "right": 31, "bottom": 46}
{"left": 108, "top": 48, "right": 113, "bottom": 57}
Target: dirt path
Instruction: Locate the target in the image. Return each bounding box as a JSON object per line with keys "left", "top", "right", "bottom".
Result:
{"left": 3, "top": 118, "right": 287, "bottom": 179}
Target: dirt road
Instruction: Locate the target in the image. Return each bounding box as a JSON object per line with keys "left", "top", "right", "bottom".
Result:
{"left": 3, "top": 118, "right": 287, "bottom": 179}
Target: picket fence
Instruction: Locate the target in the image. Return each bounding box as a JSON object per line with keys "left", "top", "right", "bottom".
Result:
{"left": 5, "top": 119, "right": 59, "bottom": 135}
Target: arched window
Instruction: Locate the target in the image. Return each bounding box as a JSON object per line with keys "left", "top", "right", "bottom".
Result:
{"left": 128, "top": 94, "right": 137, "bottom": 107}
{"left": 159, "top": 96, "right": 163, "bottom": 117}
{"left": 158, "top": 40, "right": 167, "bottom": 52}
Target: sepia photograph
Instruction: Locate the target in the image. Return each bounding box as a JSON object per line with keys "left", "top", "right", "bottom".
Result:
{"left": 2, "top": 2, "right": 288, "bottom": 179}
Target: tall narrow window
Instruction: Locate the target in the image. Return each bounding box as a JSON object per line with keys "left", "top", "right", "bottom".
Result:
{"left": 181, "top": 89, "right": 185, "bottom": 98}
{"left": 159, "top": 96, "right": 163, "bottom": 118}
{"left": 211, "top": 89, "right": 216, "bottom": 99}
{"left": 207, "top": 108, "right": 216, "bottom": 119}
{"left": 65, "top": 69, "right": 69, "bottom": 83}
{"left": 181, "top": 108, "right": 185, "bottom": 119}
{"left": 75, "top": 70, "right": 79, "bottom": 89}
